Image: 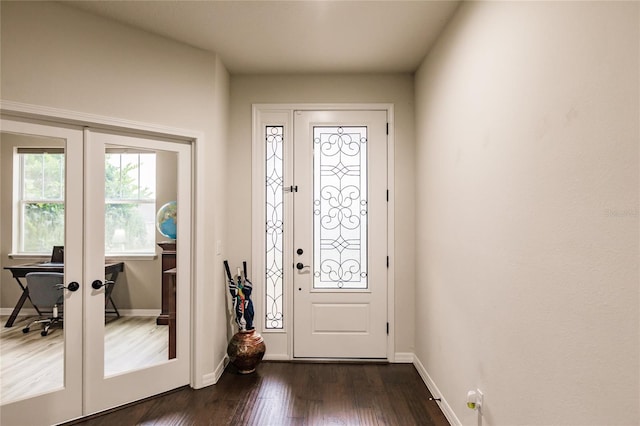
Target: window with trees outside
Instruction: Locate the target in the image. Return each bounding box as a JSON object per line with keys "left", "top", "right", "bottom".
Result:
{"left": 17, "top": 149, "right": 156, "bottom": 255}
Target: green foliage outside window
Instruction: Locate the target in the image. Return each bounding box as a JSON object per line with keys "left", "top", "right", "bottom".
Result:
{"left": 104, "top": 153, "right": 155, "bottom": 252}
{"left": 22, "top": 202, "right": 65, "bottom": 252}
{"left": 20, "top": 153, "right": 65, "bottom": 253}
{"left": 20, "top": 152, "right": 155, "bottom": 254}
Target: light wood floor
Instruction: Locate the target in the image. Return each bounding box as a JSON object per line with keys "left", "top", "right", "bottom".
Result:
{"left": 0, "top": 315, "right": 168, "bottom": 404}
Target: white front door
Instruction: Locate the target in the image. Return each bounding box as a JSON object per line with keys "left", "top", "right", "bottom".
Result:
{"left": 293, "top": 110, "right": 388, "bottom": 359}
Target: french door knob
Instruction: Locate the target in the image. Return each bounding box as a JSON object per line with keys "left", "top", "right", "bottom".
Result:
{"left": 56, "top": 282, "right": 79, "bottom": 292}
{"left": 92, "top": 279, "right": 114, "bottom": 289}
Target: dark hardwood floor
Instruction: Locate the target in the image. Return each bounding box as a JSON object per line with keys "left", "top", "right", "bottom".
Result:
{"left": 68, "top": 362, "right": 449, "bottom": 426}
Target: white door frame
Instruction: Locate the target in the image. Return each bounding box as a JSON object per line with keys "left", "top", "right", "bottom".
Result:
{"left": 251, "top": 103, "right": 396, "bottom": 361}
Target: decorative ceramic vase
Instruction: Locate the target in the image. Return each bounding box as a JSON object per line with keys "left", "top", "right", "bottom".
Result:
{"left": 227, "top": 329, "right": 266, "bottom": 374}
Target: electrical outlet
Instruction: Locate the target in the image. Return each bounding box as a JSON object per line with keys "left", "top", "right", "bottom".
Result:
{"left": 467, "top": 389, "right": 484, "bottom": 411}
{"left": 476, "top": 388, "right": 484, "bottom": 411}
{"left": 467, "top": 390, "right": 477, "bottom": 409}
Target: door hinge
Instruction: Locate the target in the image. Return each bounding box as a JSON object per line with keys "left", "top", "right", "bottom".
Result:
{"left": 386, "top": 189, "right": 389, "bottom": 202}
{"left": 386, "top": 322, "right": 389, "bottom": 335}
{"left": 386, "top": 123, "right": 389, "bottom": 135}
{"left": 386, "top": 256, "right": 389, "bottom": 268}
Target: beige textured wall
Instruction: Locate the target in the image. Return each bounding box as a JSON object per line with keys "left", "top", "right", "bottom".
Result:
{"left": 414, "top": 1, "right": 639, "bottom": 424}
{"left": 1, "top": 1, "right": 230, "bottom": 383}
{"left": 228, "top": 74, "right": 416, "bottom": 355}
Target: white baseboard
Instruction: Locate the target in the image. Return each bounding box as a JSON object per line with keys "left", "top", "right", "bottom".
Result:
{"left": 394, "top": 352, "right": 414, "bottom": 363}
{"left": 212, "top": 354, "right": 228, "bottom": 385}
{"left": 197, "top": 355, "right": 227, "bottom": 388}
{"left": 264, "top": 353, "right": 413, "bottom": 363}
{"left": 413, "top": 355, "right": 461, "bottom": 426}
{"left": 116, "top": 309, "right": 160, "bottom": 317}
{"left": 0, "top": 308, "right": 37, "bottom": 316}
{"left": 0, "top": 308, "right": 159, "bottom": 317}
{"left": 263, "top": 353, "right": 290, "bottom": 361}
{"left": 200, "top": 372, "right": 217, "bottom": 387}
{"left": 190, "top": 355, "right": 229, "bottom": 389}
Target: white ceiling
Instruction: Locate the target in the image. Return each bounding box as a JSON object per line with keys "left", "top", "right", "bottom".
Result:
{"left": 62, "top": 0, "right": 461, "bottom": 74}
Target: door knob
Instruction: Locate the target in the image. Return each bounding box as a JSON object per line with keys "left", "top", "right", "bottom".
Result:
{"left": 92, "top": 280, "right": 114, "bottom": 289}
{"left": 296, "top": 248, "right": 304, "bottom": 255}
{"left": 57, "top": 281, "right": 79, "bottom": 292}
{"left": 296, "top": 263, "right": 309, "bottom": 270}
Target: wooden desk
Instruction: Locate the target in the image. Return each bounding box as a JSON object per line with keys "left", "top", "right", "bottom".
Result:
{"left": 163, "top": 267, "right": 176, "bottom": 359}
{"left": 3, "top": 262, "right": 124, "bottom": 327}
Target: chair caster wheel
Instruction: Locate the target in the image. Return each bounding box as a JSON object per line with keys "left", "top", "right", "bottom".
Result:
{"left": 41, "top": 331, "right": 48, "bottom": 336}
{"left": 22, "top": 328, "right": 29, "bottom": 333}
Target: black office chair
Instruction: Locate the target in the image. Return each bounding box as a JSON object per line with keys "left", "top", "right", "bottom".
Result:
{"left": 22, "top": 272, "right": 65, "bottom": 336}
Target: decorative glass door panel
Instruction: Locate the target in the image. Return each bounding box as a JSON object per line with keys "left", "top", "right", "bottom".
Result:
{"left": 265, "top": 126, "right": 284, "bottom": 329}
{"left": 313, "top": 126, "right": 368, "bottom": 290}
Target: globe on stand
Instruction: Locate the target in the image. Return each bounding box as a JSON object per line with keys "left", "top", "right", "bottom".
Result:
{"left": 156, "top": 201, "right": 177, "bottom": 240}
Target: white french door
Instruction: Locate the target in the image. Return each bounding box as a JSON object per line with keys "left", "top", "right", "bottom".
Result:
{"left": 292, "top": 110, "right": 388, "bottom": 359}
{"left": 1, "top": 118, "right": 84, "bottom": 426}
{"left": 83, "top": 130, "right": 191, "bottom": 414}
{"left": 0, "top": 118, "right": 191, "bottom": 425}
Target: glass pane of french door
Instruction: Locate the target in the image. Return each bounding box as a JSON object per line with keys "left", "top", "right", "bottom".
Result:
{"left": 102, "top": 146, "right": 176, "bottom": 376}
{"left": 0, "top": 118, "right": 83, "bottom": 426}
